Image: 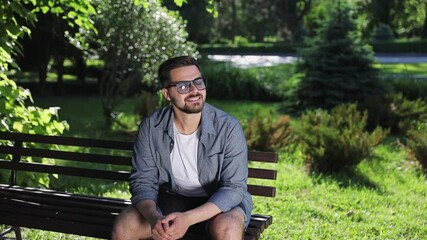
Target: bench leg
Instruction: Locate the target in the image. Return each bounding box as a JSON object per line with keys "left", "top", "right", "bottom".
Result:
{"left": 0, "top": 226, "right": 22, "bottom": 240}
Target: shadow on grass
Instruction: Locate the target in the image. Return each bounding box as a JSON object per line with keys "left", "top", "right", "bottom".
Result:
{"left": 309, "top": 167, "right": 381, "bottom": 191}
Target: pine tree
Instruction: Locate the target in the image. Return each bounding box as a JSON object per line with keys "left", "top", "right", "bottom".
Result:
{"left": 296, "top": 2, "right": 385, "bottom": 110}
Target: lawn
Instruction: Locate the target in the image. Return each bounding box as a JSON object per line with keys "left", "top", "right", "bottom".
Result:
{"left": 376, "top": 63, "right": 427, "bottom": 79}
{"left": 2, "top": 96, "right": 424, "bottom": 239}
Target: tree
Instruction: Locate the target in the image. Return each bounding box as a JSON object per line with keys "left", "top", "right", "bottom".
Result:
{"left": 275, "top": 0, "right": 312, "bottom": 41}
{"left": 0, "top": 0, "right": 95, "bottom": 135}
{"left": 296, "top": 1, "right": 385, "bottom": 110}
{"left": 91, "top": 0, "right": 198, "bottom": 127}
{"left": 360, "top": 0, "right": 427, "bottom": 39}
{"left": 163, "top": 0, "right": 216, "bottom": 44}
{"left": 392, "top": 0, "right": 427, "bottom": 38}
{"left": 0, "top": 0, "right": 95, "bottom": 186}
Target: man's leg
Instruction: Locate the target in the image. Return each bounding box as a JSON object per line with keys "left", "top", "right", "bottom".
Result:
{"left": 208, "top": 207, "right": 246, "bottom": 240}
{"left": 111, "top": 205, "right": 152, "bottom": 240}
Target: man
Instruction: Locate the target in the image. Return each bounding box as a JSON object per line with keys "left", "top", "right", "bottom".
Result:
{"left": 112, "top": 56, "right": 253, "bottom": 240}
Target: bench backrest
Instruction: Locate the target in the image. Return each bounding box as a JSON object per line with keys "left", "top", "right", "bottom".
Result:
{"left": 0, "top": 132, "right": 277, "bottom": 198}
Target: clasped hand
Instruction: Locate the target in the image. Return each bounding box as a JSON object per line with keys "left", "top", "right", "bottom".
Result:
{"left": 151, "top": 212, "right": 191, "bottom": 240}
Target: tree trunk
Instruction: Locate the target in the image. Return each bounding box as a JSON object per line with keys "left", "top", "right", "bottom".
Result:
{"left": 36, "top": 14, "right": 52, "bottom": 95}
{"left": 55, "top": 55, "right": 65, "bottom": 95}
{"left": 75, "top": 55, "right": 86, "bottom": 85}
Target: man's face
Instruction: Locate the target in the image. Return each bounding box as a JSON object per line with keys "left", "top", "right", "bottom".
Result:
{"left": 162, "top": 65, "right": 206, "bottom": 114}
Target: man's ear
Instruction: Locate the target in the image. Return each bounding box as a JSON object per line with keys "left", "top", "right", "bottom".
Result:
{"left": 162, "top": 88, "right": 170, "bottom": 101}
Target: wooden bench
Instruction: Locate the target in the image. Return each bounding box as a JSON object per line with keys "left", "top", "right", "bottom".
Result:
{"left": 0, "top": 131, "right": 278, "bottom": 240}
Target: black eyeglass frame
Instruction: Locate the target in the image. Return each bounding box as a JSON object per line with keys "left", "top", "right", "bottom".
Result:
{"left": 165, "top": 77, "right": 207, "bottom": 94}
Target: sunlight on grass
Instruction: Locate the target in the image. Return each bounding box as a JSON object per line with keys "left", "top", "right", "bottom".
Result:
{"left": 256, "top": 144, "right": 427, "bottom": 239}
{"left": 376, "top": 63, "right": 427, "bottom": 77}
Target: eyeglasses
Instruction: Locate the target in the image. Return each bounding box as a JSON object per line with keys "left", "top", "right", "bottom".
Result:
{"left": 165, "top": 77, "right": 207, "bottom": 94}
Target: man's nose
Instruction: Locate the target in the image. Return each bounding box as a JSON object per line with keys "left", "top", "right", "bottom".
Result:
{"left": 189, "top": 81, "right": 198, "bottom": 92}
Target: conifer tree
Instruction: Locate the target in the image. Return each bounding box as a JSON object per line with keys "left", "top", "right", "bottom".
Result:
{"left": 296, "top": 1, "right": 385, "bottom": 110}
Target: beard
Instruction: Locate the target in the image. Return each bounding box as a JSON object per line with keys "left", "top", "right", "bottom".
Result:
{"left": 172, "top": 93, "right": 205, "bottom": 114}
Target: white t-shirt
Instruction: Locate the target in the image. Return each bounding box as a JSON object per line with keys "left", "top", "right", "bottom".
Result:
{"left": 171, "top": 124, "right": 207, "bottom": 197}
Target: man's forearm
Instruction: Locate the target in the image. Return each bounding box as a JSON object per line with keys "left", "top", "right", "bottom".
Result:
{"left": 184, "top": 202, "right": 222, "bottom": 225}
{"left": 136, "top": 199, "right": 163, "bottom": 225}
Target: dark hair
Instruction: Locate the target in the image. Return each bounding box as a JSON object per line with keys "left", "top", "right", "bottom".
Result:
{"left": 158, "top": 56, "right": 202, "bottom": 87}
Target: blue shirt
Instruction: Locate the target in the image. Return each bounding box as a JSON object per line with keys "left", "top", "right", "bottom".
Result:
{"left": 129, "top": 103, "right": 253, "bottom": 215}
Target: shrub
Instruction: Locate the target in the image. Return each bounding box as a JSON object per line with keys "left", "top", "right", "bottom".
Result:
{"left": 388, "top": 77, "right": 427, "bottom": 100}
{"left": 296, "top": 104, "right": 388, "bottom": 173}
{"left": 359, "top": 93, "right": 427, "bottom": 135}
{"left": 296, "top": 2, "right": 385, "bottom": 110}
{"left": 388, "top": 94, "right": 427, "bottom": 135}
{"left": 279, "top": 72, "right": 303, "bottom": 114}
{"left": 244, "top": 110, "right": 293, "bottom": 151}
{"left": 405, "top": 122, "right": 427, "bottom": 173}
{"left": 0, "top": 77, "right": 69, "bottom": 186}
{"left": 382, "top": 94, "right": 427, "bottom": 135}
{"left": 200, "top": 60, "right": 282, "bottom": 101}
{"left": 371, "top": 23, "right": 395, "bottom": 42}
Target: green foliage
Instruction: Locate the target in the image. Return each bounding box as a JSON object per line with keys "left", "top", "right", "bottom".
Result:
{"left": 361, "top": 93, "right": 427, "bottom": 134}
{"left": 405, "top": 122, "right": 427, "bottom": 173}
{"left": 296, "top": 2, "right": 385, "bottom": 110}
{"left": 296, "top": 104, "right": 388, "bottom": 173}
{"left": 0, "top": 1, "right": 32, "bottom": 71}
{"left": 387, "top": 75, "right": 427, "bottom": 100}
{"left": 0, "top": 0, "right": 87, "bottom": 188}
{"left": 389, "top": 0, "right": 427, "bottom": 38}
{"left": 0, "top": 0, "right": 96, "bottom": 72}
{"left": 244, "top": 110, "right": 294, "bottom": 151}
{"left": 303, "top": 0, "right": 331, "bottom": 37}
{"left": 279, "top": 72, "right": 303, "bottom": 113}
{"left": 0, "top": 78, "right": 68, "bottom": 134}
{"left": 92, "top": 0, "right": 198, "bottom": 88}
{"left": 371, "top": 40, "right": 427, "bottom": 53}
{"left": 371, "top": 23, "right": 395, "bottom": 42}
{"left": 0, "top": 77, "right": 69, "bottom": 186}
{"left": 200, "top": 59, "right": 287, "bottom": 101}
{"left": 91, "top": 0, "right": 198, "bottom": 126}
{"left": 383, "top": 93, "right": 427, "bottom": 135}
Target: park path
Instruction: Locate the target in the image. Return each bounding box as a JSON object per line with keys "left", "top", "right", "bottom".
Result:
{"left": 208, "top": 53, "right": 427, "bottom": 68}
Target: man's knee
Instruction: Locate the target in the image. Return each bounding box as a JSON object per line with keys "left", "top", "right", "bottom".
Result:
{"left": 111, "top": 206, "right": 150, "bottom": 240}
{"left": 209, "top": 208, "right": 245, "bottom": 239}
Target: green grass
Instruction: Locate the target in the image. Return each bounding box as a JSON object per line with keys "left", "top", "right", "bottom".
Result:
{"left": 376, "top": 63, "right": 427, "bottom": 79}
{"left": 2, "top": 97, "right": 427, "bottom": 239}
{"left": 256, "top": 145, "right": 427, "bottom": 239}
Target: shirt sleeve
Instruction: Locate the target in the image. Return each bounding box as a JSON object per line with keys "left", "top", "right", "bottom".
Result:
{"left": 129, "top": 120, "right": 159, "bottom": 206}
{"left": 208, "top": 120, "right": 249, "bottom": 212}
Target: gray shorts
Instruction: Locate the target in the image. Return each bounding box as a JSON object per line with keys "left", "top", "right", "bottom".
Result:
{"left": 157, "top": 191, "right": 249, "bottom": 235}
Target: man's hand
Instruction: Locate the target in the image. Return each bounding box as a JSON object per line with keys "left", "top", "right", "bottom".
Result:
{"left": 161, "top": 212, "right": 192, "bottom": 239}
{"left": 150, "top": 216, "right": 175, "bottom": 240}
{"left": 136, "top": 200, "right": 175, "bottom": 240}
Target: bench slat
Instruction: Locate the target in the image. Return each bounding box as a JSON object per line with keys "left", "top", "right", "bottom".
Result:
{"left": 0, "top": 201, "right": 116, "bottom": 225}
{"left": 0, "top": 160, "right": 130, "bottom": 181}
{"left": 0, "top": 212, "right": 112, "bottom": 239}
{"left": 248, "top": 168, "right": 276, "bottom": 180}
{"left": 0, "top": 145, "right": 131, "bottom": 165}
{"left": 247, "top": 184, "right": 276, "bottom": 197}
{"left": 248, "top": 151, "right": 278, "bottom": 163}
{"left": 0, "top": 185, "right": 130, "bottom": 206}
{"left": 0, "top": 131, "right": 133, "bottom": 150}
